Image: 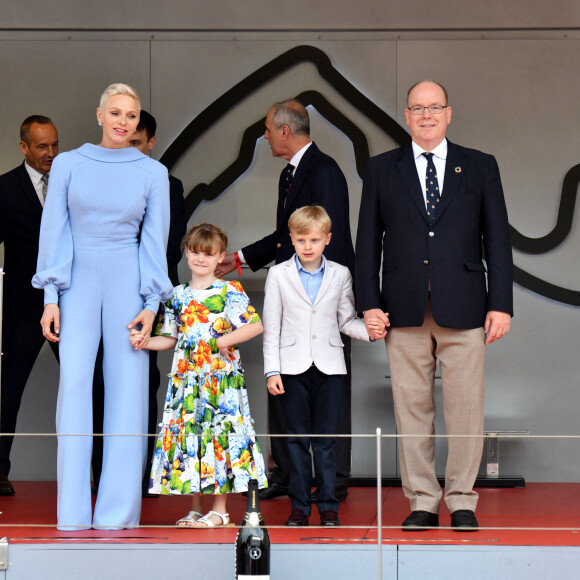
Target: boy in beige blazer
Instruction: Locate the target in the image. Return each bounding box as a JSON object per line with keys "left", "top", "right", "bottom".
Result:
{"left": 263, "top": 205, "right": 380, "bottom": 527}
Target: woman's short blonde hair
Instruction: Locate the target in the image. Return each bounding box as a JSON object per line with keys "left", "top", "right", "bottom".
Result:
{"left": 99, "top": 83, "right": 141, "bottom": 112}
{"left": 182, "top": 223, "right": 228, "bottom": 254}
{"left": 288, "top": 205, "right": 332, "bottom": 235}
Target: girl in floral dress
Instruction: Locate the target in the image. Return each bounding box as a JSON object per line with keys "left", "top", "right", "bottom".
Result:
{"left": 130, "top": 223, "right": 267, "bottom": 528}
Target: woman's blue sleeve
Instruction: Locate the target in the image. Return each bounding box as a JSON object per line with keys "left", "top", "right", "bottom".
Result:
{"left": 139, "top": 162, "right": 174, "bottom": 312}
{"left": 31, "top": 154, "right": 74, "bottom": 305}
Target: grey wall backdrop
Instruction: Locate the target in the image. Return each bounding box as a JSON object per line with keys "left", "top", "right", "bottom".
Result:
{"left": 1, "top": 1, "right": 579, "bottom": 482}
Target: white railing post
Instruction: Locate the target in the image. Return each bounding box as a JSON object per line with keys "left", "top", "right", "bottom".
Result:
{"left": 376, "top": 427, "right": 382, "bottom": 579}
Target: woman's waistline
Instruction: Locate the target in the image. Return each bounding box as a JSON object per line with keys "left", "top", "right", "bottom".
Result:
{"left": 72, "top": 234, "right": 138, "bottom": 249}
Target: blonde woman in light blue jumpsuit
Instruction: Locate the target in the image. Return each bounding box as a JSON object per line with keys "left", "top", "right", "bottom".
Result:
{"left": 33, "top": 84, "right": 172, "bottom": 530}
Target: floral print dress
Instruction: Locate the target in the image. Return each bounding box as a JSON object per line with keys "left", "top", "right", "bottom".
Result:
{"left": 149, "top": 280, "right": 268, "bottom": 495}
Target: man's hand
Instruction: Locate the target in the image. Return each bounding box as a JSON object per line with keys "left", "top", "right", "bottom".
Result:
{"left": 40, "top": 304, "right": 60, "bottom": 342}
{"left": 484, "top": 310, "right": 511, "bottom": 344}
{"left": 364, "top": 308, "right": 389, "bottom": 340}
{"left": 267, "top": 374, "right": 285, "bottom": 396}
{"left": 215, "top": 253, "right": 238, "bottom": 278}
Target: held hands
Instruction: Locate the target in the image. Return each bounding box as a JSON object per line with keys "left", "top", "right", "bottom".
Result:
{"left": 267, "top": 374, "right": 285, "bottom": 396}
{"left": 40, "top": 304, "right": 60, "bottom": 342}
{"left": 484, "top": 310, "right": 511, "bottom": 344}
{"left": 127, "top": 308, "right": 156, "bottom": 351}
{"left": 364, "top": 308, "right": 390, "bottom": 340}
{"left": 214, "top": 253, "right": 238, "bottom": 278}
{"left": 129, "top": 328, "right": 146, "bottom": 350}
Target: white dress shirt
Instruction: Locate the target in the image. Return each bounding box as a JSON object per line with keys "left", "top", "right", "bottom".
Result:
{"left": 24, "top": 162, "right": 47, "bottom": 207}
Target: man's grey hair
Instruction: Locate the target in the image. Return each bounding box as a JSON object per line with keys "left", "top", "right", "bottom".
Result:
{"left": 270, "top": 100, "right": 310, "bottom": 137}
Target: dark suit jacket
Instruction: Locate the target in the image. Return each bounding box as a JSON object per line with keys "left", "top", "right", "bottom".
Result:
{"left": 355, "top": 141, "right": 513, "bottom": 329}
{"left": 167, "top": 175, "right": 186, "bottom": 283}
{"left": 0, "top": 163, "right": 47, "bottom": 321}
{"left": 242, "top": 142, "right": 355, "bottom": 274}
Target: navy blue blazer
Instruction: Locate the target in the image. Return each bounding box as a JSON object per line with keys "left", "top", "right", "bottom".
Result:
{"left": 0, "top": 163, "right": 47, "bottom": 321}
{"left": 242, "top": 142, "right": 355, "bottom": 275}
{"left": 355, "top": 141, "right": 513, "bottom": 330}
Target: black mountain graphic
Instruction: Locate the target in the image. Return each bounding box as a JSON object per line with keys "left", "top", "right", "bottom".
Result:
{"left": 160, "top": 44, "right": 580, "bottom": 307}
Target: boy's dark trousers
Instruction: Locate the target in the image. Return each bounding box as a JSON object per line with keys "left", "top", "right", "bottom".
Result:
{"left": 281, "top": 366, "right": 342, "bottom": 516}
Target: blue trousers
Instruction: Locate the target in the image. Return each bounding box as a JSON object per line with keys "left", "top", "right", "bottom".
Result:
{"left": 281, "top": 367, "right": 342, "bottom": 516}
{"left": 56, "top": 239, "right": 148, "bottom": 530}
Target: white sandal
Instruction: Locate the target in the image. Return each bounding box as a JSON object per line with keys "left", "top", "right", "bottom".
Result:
{"left": 191, "top": 510, "right": 231, "bottom": 528}
{"left": 176, "top": 510, "right": 203, "bottom": 527}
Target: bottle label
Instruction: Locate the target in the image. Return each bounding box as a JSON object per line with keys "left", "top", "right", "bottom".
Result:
{"left": 245, "top": 512, "right": 261, "bottom": 527}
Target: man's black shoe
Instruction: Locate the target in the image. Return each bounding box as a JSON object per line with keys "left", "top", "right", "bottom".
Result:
{"left": 258, "top": 482, "right": 288, "bottom": 500}
{"left": 0, "top": 474, "right": 15, "bottom": 496}
{"left": 451, "top": 509, "right": 478, "bottom": 531}
{"left": 310, "top": 487, "right": 348, "bottom": 503}
{"left": 402, "top": 510, "right": 439, "bottom": 530}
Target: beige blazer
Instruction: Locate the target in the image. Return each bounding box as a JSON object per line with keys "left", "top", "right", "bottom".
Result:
{"left": 263, "top": 256, "right": 370, "bottom": 376}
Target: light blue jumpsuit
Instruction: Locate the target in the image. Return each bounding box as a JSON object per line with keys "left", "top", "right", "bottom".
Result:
{"left": 32, "top": 143, "right": 172, "bottom": 530}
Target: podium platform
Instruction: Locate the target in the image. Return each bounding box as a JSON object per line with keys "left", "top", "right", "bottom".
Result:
{"left": 1, "top": 482, "right": 580, "bottom": 579}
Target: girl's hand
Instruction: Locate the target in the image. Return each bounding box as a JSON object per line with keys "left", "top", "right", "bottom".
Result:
{"left": 129, "top": 328, "right": 145, "bottom": 350}
{"left": 216, "top": 337, "right": 235, "bottom": 361}
{"left": 40, "top": 304, "right": 60, "bottom": 342}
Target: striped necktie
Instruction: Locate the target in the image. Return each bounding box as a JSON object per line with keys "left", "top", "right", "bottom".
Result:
{"left": 41, "top": 174, "right": 49, "bottom": 201}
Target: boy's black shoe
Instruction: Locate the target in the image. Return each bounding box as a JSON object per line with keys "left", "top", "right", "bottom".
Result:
{"left": 285, "top": 509, "right": 309, "bottom": 526}
{"left": 320, "top": 510, "right": 340, "bottom": 526}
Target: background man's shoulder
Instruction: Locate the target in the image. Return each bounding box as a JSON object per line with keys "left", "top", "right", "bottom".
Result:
{"left": 0, "top": 164, "right": 24, "bottom": 185}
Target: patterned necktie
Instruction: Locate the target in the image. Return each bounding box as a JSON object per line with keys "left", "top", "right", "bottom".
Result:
{"left": 283, "top": 163, "right": 294, "bottom": 206}
{"left": 41, "top": 174, "right": 49, "bottom": 202}
{"left": 423, "top": 152, "right": 440, "bottom": 224}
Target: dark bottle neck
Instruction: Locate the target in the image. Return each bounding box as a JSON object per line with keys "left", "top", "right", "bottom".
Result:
{"left": 245, "top": 479, "right": 260, "bottom": 514}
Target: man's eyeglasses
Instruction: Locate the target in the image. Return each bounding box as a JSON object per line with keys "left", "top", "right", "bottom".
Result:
{"left": 407, "top": 105, "right": 449, "bottom": 115}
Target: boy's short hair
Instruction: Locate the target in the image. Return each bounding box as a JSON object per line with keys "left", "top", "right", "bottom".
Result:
{"left": 182, "top": 223, "right": 228, "bottom": 253}
{"left": 288, "top": 205, "right": 332, "bottom": 235}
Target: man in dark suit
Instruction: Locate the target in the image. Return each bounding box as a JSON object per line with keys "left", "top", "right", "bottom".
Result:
{"left": 0, "top": 116, "right": 60, "bottom": 495}
{"left": 216, "top": 100, "right": 354, "bottom": 500}
{"left": 91, "top": 110, "right": 187, "bottom": 496}
{"left": 356, "top": 81, "right": 513, "bottom": 531}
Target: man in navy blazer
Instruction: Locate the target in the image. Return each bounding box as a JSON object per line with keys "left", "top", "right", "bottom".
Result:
{"left": 0, "top": 116, "right": 60, "bottom": 495}
{"left": 217, "top": 100, "right": 355, "bottom": 500}
{"left": 356, "top": 81, "right": 513, "bottom": 531}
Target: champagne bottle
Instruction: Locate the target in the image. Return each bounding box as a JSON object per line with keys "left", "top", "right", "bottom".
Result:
{"left": 235, "top": 479, "right": 270, "bottom": 579}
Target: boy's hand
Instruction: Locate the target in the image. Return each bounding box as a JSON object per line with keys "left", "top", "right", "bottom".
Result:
{"left": 364, "top": 309, "right": 389, "bottom": 340}
{"left": 267, "top": 375, "right": 285, "bottom": 396}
